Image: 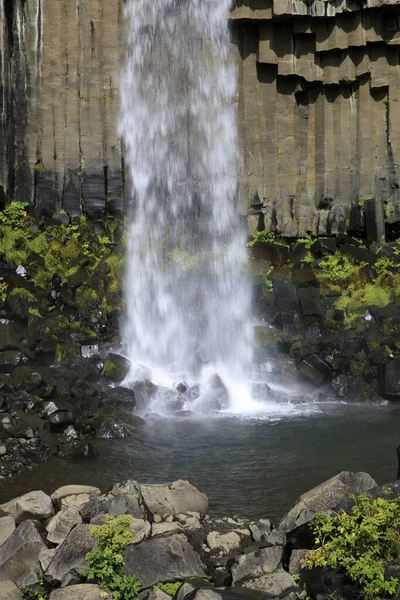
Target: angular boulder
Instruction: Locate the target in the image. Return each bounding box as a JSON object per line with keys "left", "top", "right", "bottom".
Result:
{"left": 45, "top": 524, "right": 96, "bottom": 585}
{"left": 1, "top": 491, "right": 54, "bottom": 524}
{"left": 0, "top": 516, "right": 15, "bottom": 548}
{"left": 176, "top": 583, "right": 271, "bottom": 600}
{"left": 231, "top": 547, "right": 282, "bottom": 585}
{"left": 124, "top": 533, "right": 206, "bottom": 588}
{"left": 49, "top": 584, "right": 111, "bottom": 600}
{"left": 46, "top": 506, "right": 82, "bottom": 545}
{"left": 51, "top": 485, "right": 100, "bottom": 509}
{"left": 241, "top": 569, "right": 298, "bottom": 596}
{"left": 0, "top": 521, "right": 48, "bottom": 582}
{"left": 140, "top": 480, "right": 208, "bottom": 517}
{"left": 0, "top": 581, "right": 24, "bottom": 600}
{"left": 279, "top": 471, "right": 377, "bottom": 533}
{"left": 206, "top": 530, "right": 252, "bottom": 555}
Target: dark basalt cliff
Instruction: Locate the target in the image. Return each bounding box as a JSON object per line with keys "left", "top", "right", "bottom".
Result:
{"left": 1, "top": 0, "right": 400, "bottom": 239}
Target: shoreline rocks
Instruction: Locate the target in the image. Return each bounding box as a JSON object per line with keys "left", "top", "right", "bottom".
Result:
{"left": 0, "top": 473, "right": 397, "bottom": 600}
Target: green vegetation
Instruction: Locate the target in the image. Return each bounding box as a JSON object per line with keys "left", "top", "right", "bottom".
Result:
{"left": 23, "top": 586, "right": 49, "bottom": 600}
{"left": 302, "top": 492, "right": 400, "bottom": 600}
{"left": 248, "top": 230, "right": 289, "bottom": 247}
{"left": 157, "top": 582, "right": 183, "bottom": 597}
{"left": 84, "top": 515, "right": 141, "bottom": 600}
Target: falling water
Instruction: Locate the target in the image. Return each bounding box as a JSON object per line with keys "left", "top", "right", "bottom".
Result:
{"left": 120, "top": 0, "right": 254, "bottom": 411}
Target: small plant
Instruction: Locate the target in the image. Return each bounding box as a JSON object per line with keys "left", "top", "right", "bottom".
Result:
{"left": 295, "top": 237, "right": 313, "bottom": 249}
{"left": 84, "top": 515, "right": 141, "bottom": 600}
{"left": 10, "top": 287, "right": 35, "bottom": 301}
{"left": 0, "top": 201, "right": 29, "bottom": 227}
{"left": 157, "top": 582, "right": 182, "bottom": 597}
{"left": 34, "top": 161, "right": 45, "bottom": 174}
{"left": 248, "top": 230, "right": 288, "bottom": 247}
{"left": 23, "top": 586, "right": 49, "bottom": 600}
{"left": 301, "top": 492, "right": 400, "bottom": 600}
{"left": 0, "top": 281, "right": 8, "bottom": 302}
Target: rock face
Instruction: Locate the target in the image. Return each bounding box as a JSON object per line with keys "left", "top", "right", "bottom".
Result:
{"left": 0, "top": 520, "right": 48, "bottom": 583}
{"left": 1, "top": 0, "right": 400, "bottom": 238}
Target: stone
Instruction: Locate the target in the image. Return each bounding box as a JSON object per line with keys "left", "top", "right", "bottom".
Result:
{"left": 101, "top": 353, "right": 131, "bottom": 381}
{"left": 382, "top": 358, "right": 400, "bottom": 396}
{"left": 147, "top": 587, "right": 171, "bottom": 600}
{"left": 241, "top": 569, "right": 298, "bottom": 597}
{"left": 45, "top": 524, "right": 96, "bottom": 585}
{"left": 49, "top": 584, "right": 112, "bottom": 600}
{"left": 279, "top": 471, "right": 377, "bottom": 533}
{"left": 0, "top": 581, "right": 24, "bottom": 600}
{"left": 298, "top": 354, "right": 331, "bottom": 385}
{"left": 1, "top": 491, "right": 54, "bottom": 524}
{"left": 124, "top": 533, "right": 206, "bottom": 588}
{"left": 288, "top": 549, "right": 307, "bottom": 575}
{"left": 46, "top": 506, "right": 82, "bottom": 545}
{"left": 51, "top": 485, "right": 100, "bottom": 508}
{"left": 152, "top": 522, "right": 183, "bottom": 537}
{"left": 0, "top": 520, "right": 48, "bottom": 582}
{"left": 130, "top": 380, "right": 159, "bottom": 414}
{"left": 206, "top": 530, "right": 252, "bottom": 554}
{"left": 0, "top": 516, "right": 15, "bottom": 548}
{"left": 0, "top": 447, "right": 6, "bottom": 457}
{"left": 231, "top": 547, "right": 283, "bottom": 585}
{"left": 130, "top": 519, "right": 151, "bottom": 543}
{"left": 15, "top": 566, "right": 42, "bottom": 589}
{"left": 140, "top": 480, "right": 209, "bottom": 517}
{"left": 39, "top": 548, "right": 56, "bottom": 572}
{"left": 80, "top": 492, "right": 145, "bottom": 522}
{"left": 176, "top": 584, "right": 270, "bottom": 600}
{"left": 249, "top": 520, "right": 271, "bottom": 543}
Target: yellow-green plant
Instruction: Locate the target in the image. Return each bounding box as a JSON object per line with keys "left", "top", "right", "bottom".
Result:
{"left": 84, "top": 515, "right": 141, "bottom": 600}
{"left": 157, "top": 582, "right": 182, "bottom": 597}
{"left": 302, "top": 492, "right": 400, "bottom": 600}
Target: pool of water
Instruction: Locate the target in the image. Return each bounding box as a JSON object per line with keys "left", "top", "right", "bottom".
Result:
{"left": 1, "top": 401, "right": 399, "bottom": 522}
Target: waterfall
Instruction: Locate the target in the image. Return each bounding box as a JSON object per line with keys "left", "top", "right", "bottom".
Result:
{"left": 119, "top": 0, "right": 253, "bottom": 411}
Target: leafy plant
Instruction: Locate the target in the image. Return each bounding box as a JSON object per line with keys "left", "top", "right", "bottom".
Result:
{"left": 0, "top": 202, "right": 29, "bottom": 227}
{"left": 23, "top": 585, "right": 49, "bottom": 600}
{"left": 0, "top": 281, "right": 8, "bottom": 302}
{"left": 84, "top": 515, "right": 141, "bottom": 600}
{"left": 301, "top": 492, "right": 400, "bottom": 600}
{"left": 157, "top": 582, "right": 182, "bottom": 597}
{"left": 248, "top": 230, "right": 288, "bottom": 247}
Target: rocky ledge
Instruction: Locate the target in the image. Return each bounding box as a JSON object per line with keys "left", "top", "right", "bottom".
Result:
{"left": 0, "top": 472, "right": 399, "bottom": 600}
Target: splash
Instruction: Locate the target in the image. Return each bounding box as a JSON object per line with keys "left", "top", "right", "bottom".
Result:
{"left": 120, "top": 0, "right": 253, "bottom": 410}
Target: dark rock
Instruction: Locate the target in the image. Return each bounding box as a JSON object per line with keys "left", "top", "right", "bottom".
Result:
{"left": 130, "top": 380, "right": 159, "bottom": 414}
{"left": 297, "top": 287, "right": 323, "bottom": 317}
{"left": 0, "top": 520, "right": 48, "bottom": 583}
{"left": 63, "top": 441, "right": 99, "bottom": 463}
{"left": 0, "top": 352, "right": 21, "bottom": 374}
{"left": 48, "top": 411, "right": 74, "bottom": 430}
{"left": 8, "top": 415, "right": 45, "bottom": 439}
{"left": 381, "top": 358, "right": 400, "bottom": 396}
{"left": 0, "top": 322, "right": 23, "bottom": 351}
{"left": 273, "top": 283, "right": 297, "bottom": 307}
{"left": 364, "top": 197, "right": 385, "bottom": 244}
{"left": 340, "top": 245, "right": 377, "bottom": 265}
{"left": 331, "top": 375, "right": 378, "bottom": 403}
{"left": 298, "top": 354, "right": 331, "bottom": 385}
{"left": 290, "top": 243, "right": 307, "bottom": 264}
{"left": 11, "top": 367, "right": 42, "bottom": 392}
{"left": 102, "top": 386, "right": 136, "bottom": 408}
{"left": 101, "top": 353, "right": 131, "bottom": 382}
{"left": 124, "top": 533, "right": 206, "bottom": 588}
{"left": 45, "top": 524, "right": 96, "bottom": 585}
{"left": 311, "top": 238, "right": 337, "bottom": 256}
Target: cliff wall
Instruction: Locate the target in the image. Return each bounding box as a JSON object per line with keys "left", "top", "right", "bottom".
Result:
{"left": 1, "top": 0, "right": 400, "bottom": 238}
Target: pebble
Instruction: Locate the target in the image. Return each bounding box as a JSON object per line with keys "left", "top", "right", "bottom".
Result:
{"left": 0, "top": 446, "right": 7, "bottom": 456}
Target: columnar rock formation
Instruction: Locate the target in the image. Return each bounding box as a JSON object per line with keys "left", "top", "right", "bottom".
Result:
{"left": 1, "top": 0, "right": 400, "bottom": 237}
{"left": 232, "top": 0, "right": 400, "bottom": 237}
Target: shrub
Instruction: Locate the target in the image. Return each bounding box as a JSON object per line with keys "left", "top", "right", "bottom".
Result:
{"left": 248, "top": 230, "right": 288, "bottom": 247}
{"left": 84, "top": 515, "right": 141, "bottom": 600}
{"left": 301, "top": 492, "right": 400, "bottom": 600}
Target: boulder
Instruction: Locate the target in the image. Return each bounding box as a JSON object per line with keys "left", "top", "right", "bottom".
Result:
{"left": 231, "top": 547, "right": 282, "bottom": 585}
{"left": 288, "top": 549, "right": 307, "bottom": 575}
{"left": 0, "top": 520, "right": 48, "bottom": 582}
{"left": 45, "top": 524, "right": 96, "bottom": 585}
{"left": 140, "top": 480, "right": 208, "bottom": 517}
{"left": 298, "top": 355, "right": 331, "bottom": 385}
{"left": 0, "top": 581, "right": 24, "bottom": 600}
{"left": 130, "top": 380, "right": 159, "bottom": 413}
{"left": 206, "top": 530, "right": 252, "bottom": 555}
{"left": 381, "top": 358, "right": 400, "bottom": 396}
{"left": 0, "top": 491, "right": 54, "bottom": 524}
{"left": 49, "top": 584, "right": 111, "bottom": 600}
{"left": 279, "top": 471, "right": 377, "bottom": 533}
{"left": 240, "top": 569, "right": 298, "bottom": 596}
{"left": 152, "top": 522, "right": 183, "bottom": 537}
{"left": 101, "top": 353, "right": 131, "bottom": 381}
{"left": 51, "top": 485, "right": 100, "bottom": 508}
{"left": 46, "top": 506, "right": 82, "bottom": 545}
{"left": 0, "top": 516, "right": 15, "bottom": 548}
{"left": 124, "top": 533, "right": 206, "bottom": 588}
{"left": 80, "top": 491, "right": 145, "bottom": 522}
{"left": 249, "top": 520, "right": 271, "bottom": 543}
{"left": 176, "top": 583, "right": 275, "bottom": 600}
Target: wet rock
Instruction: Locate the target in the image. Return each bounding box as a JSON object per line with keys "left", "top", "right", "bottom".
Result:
{"left": 8, "top": 416, "right": 45, "bottom": 439}
{"left": 45, "top": 524, "right": 96, "bottom": 585}
{"left": 11, "top": 367, "right": 42, "bottom": 392}
{"left": 311, "top": 238, "right": 337, "bottom": 256}
{"left": 1, "top": 491, "right": 54, "bottom": 524}
{"left": 381, "top": 358, "right": 400, "bottom": 396}
{"left": 331, "top": 375, "right": 378, "bottom": 403}
{"left": 124, "top": 533, "right": 206, "bottom": 588}
{"left": 140, "top": 480, "right": 209, "bottom": 518}
{"left": 0, "top": 520, "right": 48, "bottom": 583}
{"left": 46, "top": 506, "right": 82, "bottom": 545}
{"left": 279, "top": 471, "right": 377, "bottom": 533}
{"left": 130, "top": 380, "right": 159, "bottom": 413}
{"left": 101, "top": 353, "right": 130, "bottom": 382}
{"left": 0, "top": 352, "right": 21, "bottom": 374}
{"left": 49, "top": 584, "right": 111, "bottom": 600}
{"left": 298, "top": 354, "right": 331, "bottom": 385}
{"left": 0, "top": 581, "right": 24, "bottom": 600}
{"left": 231, "top": 547, "right": 283, "bottom": 585}
{"left": 48, "top": 411, "right": 74, "bottom": 430}
{"left": 63, "top": 441, "right": 99, "bottom": 463}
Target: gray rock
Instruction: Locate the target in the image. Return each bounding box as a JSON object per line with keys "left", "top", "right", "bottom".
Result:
{"left": 152, "top": 522, "right": 183, "bottom": 537}
{"left": 0, "top": 448, "right": 6, "bottom": 457}
{"left": 124, "top": 533, "right": 206, "bottom": 588}
{"left": 231, "top": 547, "right": 282, "bottom": 585}
{"left": 0, "top": 581, "right": 24, "bottom": 600}
{"left": 279, "top": 471, "right": 377, "bottom": 533}
{"left": 0, "top": 520, "right": 48, "bottom": 582}
{"left": 39, "top": 548, "right": 56, "bottom": 572}
{"left": 46, "top": 506, "right": 82, "bottom": 545}
{"left": 0, "top": 516, "right": 15, "bottom": 548}
{"left": 140, "top": 480, "right": 208, "bottom": 517}
{"left": 206, "top": 530, "right": 252, "bottom": 554}
{"left": 241, "top": 568, "right": 298, "bottom": 597}
{"left": 288, "top": 549, "right": 307, "bottom": 575}
{"left": 176, "top": 583, "right": 272, "bottom": 600}
{"left": 51, "top": 485, "right": 100, "bottom": 508}
{"left": 1, "top": 491, "right": 54, "bottom": 524}
{"left": 146, "top": 588, "right": 171, "bottom": 600}
{"left": 15, "top": 566, "right": 42, "bottom": 589}
{"left": 249, "top": 520, "right": 271, "bottom": 543}
{"left": 267, "top": 530, "right": 286, "bottom": 546}
{"left": 81, "top": 491, "right": 145, "bottom": 522}
{"left": 45, "top": 524, "right": 96, "bottom": 585}
{"left": 49, "top": 584, "right": 111, "bottom": 600}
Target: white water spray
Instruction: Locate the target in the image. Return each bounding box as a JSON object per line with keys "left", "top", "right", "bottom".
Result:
{"left": 120, "top": 0, "right": 254, "bottom": 411}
